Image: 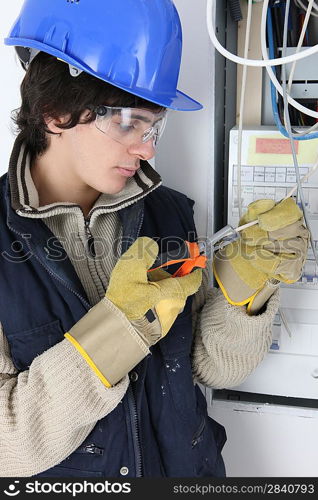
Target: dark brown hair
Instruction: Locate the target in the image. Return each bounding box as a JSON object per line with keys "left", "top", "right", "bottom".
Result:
{"left": 12, "top": 52, "right": 163, "bottom": 157}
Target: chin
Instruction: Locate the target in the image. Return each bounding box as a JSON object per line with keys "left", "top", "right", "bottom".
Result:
{"left": 99, "top": 181, "right": 127, "bottom": 195}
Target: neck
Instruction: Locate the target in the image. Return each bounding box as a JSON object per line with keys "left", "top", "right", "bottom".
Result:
{"left": 31, "top": 145, "right": 100, "bottom": 218}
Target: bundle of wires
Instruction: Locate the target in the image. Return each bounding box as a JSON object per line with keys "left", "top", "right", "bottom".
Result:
{"left": 268, "top": 0, "right": 318, "bottom": 139}
{"left": 279, "top": 0, "right": 318, "bottom": 268}
{"left": 267, "top": 3, "right": 318, "bottom": 139}
{"left": 294, "top": 0, "right": 318, "bottom": 17}
{"left": 207, "top": 0, "right": 318, "bottom": 117}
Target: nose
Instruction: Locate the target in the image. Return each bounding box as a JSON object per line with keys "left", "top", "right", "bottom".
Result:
{"left": 127, "top": 138, "right": 156, "bottom": 161}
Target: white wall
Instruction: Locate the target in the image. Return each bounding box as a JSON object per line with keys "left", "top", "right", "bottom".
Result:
{"left": 0, "top": 0, "right": 24, "bottom": 174}
{"left": 156, "top": 0, "right": 215, "bottom": 240}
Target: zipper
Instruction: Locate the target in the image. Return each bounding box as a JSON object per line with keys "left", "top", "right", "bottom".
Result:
{"left": 9, "top": 223, "right": 91, "bottom": 311}
{"left": 192, "top": 416, "right": 206, "bottom": 448}
{"left": 136, "top": 211, "right": 145, "bottom": 242}
{"left": 84, "top": 219, "right": 96, "bottom": 257}
{"left": 76, "top": 443, "right": 104, "bottom": 456}
{"left": 127, "top": 384, "right": 143, "bottom": 477}
{"left": 126, "top": 213, "right": 145, "bottom": 477}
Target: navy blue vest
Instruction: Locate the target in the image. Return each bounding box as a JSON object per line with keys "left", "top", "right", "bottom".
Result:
{"left": 0, "top": 173, "right": 226, "bottom": 477}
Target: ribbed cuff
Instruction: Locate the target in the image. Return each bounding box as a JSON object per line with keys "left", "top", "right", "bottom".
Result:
{"left": 192, "top": 287, "right": 280, "bottom": 389}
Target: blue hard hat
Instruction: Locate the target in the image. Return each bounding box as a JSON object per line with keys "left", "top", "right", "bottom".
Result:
{"left": 4, "top": 0, "right": 202, "bottom": 111}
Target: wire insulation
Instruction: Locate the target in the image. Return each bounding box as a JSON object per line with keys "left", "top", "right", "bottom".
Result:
{"left": 207, "top": 0, "right": 318, "bottom": 67}
{"left": 207, "top": 0, "right": 318, "bottom": 119}
{"left": 267, "top": 7, "right": 318, "bottom": 139}
{"left": 237, "top": 0, "right": 254, "bottom": 217}
{"left": 281, "top": 0, "right": 318, "bottom": 267}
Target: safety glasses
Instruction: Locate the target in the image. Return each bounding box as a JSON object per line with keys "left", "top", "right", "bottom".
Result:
{"left": 89, "top": 105, "right": 168, "bottom": 148}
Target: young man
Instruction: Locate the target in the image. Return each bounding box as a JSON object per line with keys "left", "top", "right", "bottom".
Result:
{"left": 0, "top": 0, "right": 308, "bottom": 477}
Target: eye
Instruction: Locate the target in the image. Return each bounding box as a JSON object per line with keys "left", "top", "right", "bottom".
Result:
{"left": 119, "top": 124, "right": 134, "bottom": 132}
{"left": 119, "top": 119, "right": 142, "bottom": 133}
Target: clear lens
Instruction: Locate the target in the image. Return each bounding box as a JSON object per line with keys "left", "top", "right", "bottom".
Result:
{"left": 93, "top": 106, "right": 167, "bottom": 147}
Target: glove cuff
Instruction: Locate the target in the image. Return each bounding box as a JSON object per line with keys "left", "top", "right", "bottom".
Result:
{"left": 131, "top": 310, "right": 162, "bottom": 344}
{"left": 213, "top": 253, "right": 260, "bottom": 305}
{"left": 65, "top": 297, "right": 150, "bottom": 387}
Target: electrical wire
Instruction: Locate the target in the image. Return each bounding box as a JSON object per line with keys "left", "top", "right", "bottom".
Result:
{"left": 288, "top": 0, "right": 314, "bottom": 92}
{"left": 294, "top": 0, "right": 318, "bottom": 16}
{"left": 279, "top": 307, "right": 293, "bottom": 338}
{"left": 207, "top": 0, "right": 318, "bottom": 67}
{"left": 267, "top": 7, "right": 318, "bottom": 139}
{"left": 212, "top": 0, "right": 318, "bottom": 327}
{"left": 237, "top": 0, "right": 254, "bottom": 217}
{"left": 285, "top": 161, "right": 318, "bottom": 198}
{"left": 283, "top": 0, "right": 318, "bottom": 135}
{"left": 261, "top": 5, "right": 318, "bottom": 119}
{"left": 277, "top": 3, "right": 318, "bottom": 340}
{"left": 209, "top": 0, "right": 318, "bottom": 263}
{"left": 207, "top": 0, "right": 318, "bottom": 119}
{"left": 235, "top": 158, "right": 318, "bottom": 233}
{"left": 281, "top": 0, "right": 318, "bottom": 267}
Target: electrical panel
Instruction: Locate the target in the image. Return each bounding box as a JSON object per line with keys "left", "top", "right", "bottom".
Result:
{"left": 227, "top": 126, "right": 318, "bottom": 399}
{"left": 262, "top": 48, "right": 318, "bottom": 126}
{"left": 210, "top": 0, "right": 318, "bottom": 477}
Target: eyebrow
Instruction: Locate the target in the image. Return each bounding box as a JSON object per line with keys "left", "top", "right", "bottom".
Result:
{"left": 130, "top": 114, "right": 164, "bottom": 128}
{"left": 130, "top": 114, "right": 153, "bottom": 124}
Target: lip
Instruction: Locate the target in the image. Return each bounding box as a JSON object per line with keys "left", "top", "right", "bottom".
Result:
{"left": 116, "top": 166, "right": 139, "bottom": 177}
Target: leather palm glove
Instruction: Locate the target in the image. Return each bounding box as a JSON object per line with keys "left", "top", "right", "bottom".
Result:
{"left": 213, "top": 198, "right": 309, "bottom": 315}
{"left": 65, "top": 237, "right": 202, "bottom": 387}
{"left": 106, "top": 237, "right": 203, "bottom": 337}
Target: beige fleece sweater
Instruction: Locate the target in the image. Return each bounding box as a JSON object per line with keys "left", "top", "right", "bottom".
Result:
{"left": 0, "top": 141, "right": 280, "bottom": 476}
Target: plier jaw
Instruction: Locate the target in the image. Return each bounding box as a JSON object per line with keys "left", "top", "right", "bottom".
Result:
{"left": 149, "top": 240, "right": 207, "bottom": 277}
{"left": 211, "top": 225, "right": 240, "bottom": 252}
{"left": 148, "top": 225, "right": 240, "bottom": 278}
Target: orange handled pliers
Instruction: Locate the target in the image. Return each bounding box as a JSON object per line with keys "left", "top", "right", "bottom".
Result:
{"left": 149, "top": 241, "right": 207, "bottom": 277}
{"left": 148, "top": 225, "right": 240, "bottom": 278}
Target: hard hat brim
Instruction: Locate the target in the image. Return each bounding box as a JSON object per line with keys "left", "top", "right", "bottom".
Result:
{"left": 5, "top": 37, "right": 203, "bottom": 111}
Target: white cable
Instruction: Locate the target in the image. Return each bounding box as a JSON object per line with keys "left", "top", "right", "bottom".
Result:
{"left": 288, "top": 0, "right": 314, "bottom": 93}
{"left": 207, "top": 0, "right": 318, "bottom": 119}
{"left": 279, "top": 307, "right": 293, "bottom": 337}
{"left": 237, "top": 0, "right": 253, "bottom": 218}
{"left": 284, "top": 0, "right": 318, "bottom": 137}
{"left": 261, "top": 7, "right": 318, "bottom": 119}
{"left": 291, "top": 122, "right": 318, "bottom": 135}
{"left": 269, "top": 1, "right": 315, "bottom": 137}
{"left": 207, "top": 0, "right": 318, "bottom": 67}
{"left": 281, "top": 0, "right": 318, "bottom": 268}
{"left": 285, "top": 161, "right": 318, "bottom": 198}
{"left": 295, "top": 0, "right": 318, "bottom": 16}
{"left": 235, "top": 159, "right": 318, "bottom": 232}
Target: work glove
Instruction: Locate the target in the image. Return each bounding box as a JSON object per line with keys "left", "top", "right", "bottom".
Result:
{"left": 106, "top": 237, "right": 202, "bottom": 337}
{"left": 213, "top": 198, "right": 309, "bottom": 315}
{"left": 65, "top": 237, "right": 202, "bottom": 387}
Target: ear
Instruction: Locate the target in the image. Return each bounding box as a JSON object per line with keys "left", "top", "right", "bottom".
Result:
{"left": 44, "top": 115, "right": 70, "bottom": 134}
{"left": 81, "top": 109, "right": 92, "bottom": 120}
